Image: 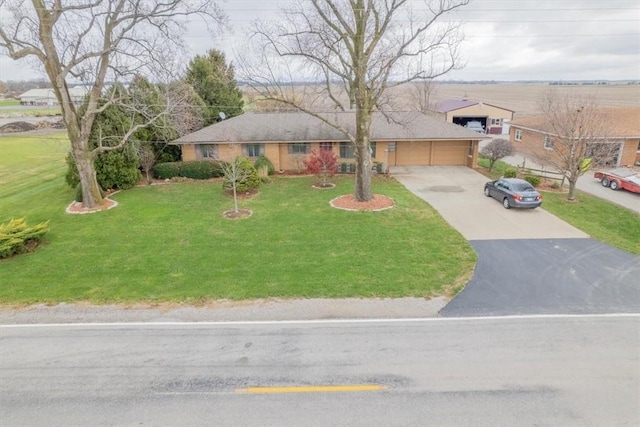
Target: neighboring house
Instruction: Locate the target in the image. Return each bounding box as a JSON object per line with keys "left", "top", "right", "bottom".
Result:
{"left": 433, "top": 98, "right": 515, "bottom": 135}
{"left": 171, "top": 111, "right": 488, "bottom": 171}
{"left": 509, "top": 106, "right": 640, "bottom": 168}
{"left": 18, "top": 87, "right": 88, "bottom": 106}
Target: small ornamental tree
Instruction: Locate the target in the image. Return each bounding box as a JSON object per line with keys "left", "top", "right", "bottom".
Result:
{"left": 304, "top": 149, "right": 338, "bottom": 187}
{"left": 137, "top": 143, "right": 157, "bottom": 185}
{"left": 480, "top": 138, "right": 514, "bottom": 171}
{"left": 222, "top": 156, "right": 260, "bottom": 214}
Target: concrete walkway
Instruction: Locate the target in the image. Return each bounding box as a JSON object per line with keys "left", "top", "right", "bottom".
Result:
{"left": 391, "top": 166, "right": 588, "bottom": 240}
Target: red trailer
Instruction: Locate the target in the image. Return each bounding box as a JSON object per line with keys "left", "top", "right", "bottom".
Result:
{"left": 594, "top": 168, "right": 640, "bottom": 194}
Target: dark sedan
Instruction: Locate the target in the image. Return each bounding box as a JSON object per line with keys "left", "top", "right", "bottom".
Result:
{"left": 484, "top": 178, "right": 542, "bottom": 209}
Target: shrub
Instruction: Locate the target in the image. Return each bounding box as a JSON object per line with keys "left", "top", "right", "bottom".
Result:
{"left": 374, "top": 162, "right": 384, "bottom": 174}
{"left": 504, "top": 168, "right": 517, "bottom": 178}
{"left": 152, "top": 162, "right": 181, "bottom": 179}
{"left": 66, "top": 145, "right": 141, "bottom": 191}
{"left": 0, "top": 218, "right": 49, "bottom": 259}
{"left": 223, "top": 156, "right": 261, "bottom": 193}
{"left": 550, "top": 181, "right": 561, "bottom": 189}
{"left": 480, "top": 138, "right": 514, "bottom": 171}
{"left": 152, "top": 161, "right": 225, "bottom": 180}
{"left": 254, "top": 155, "right": 275, "bottom": 176}
{"left": 339, "top": 163, "right": 356, "bottom": 173}
{"left": 304, "top": 149, "right": 338, "bottom": 184}
{"left": 524, "top": 175, "right": 541, "bottom": 187}
{"left": 179, "top": 160, "right": 225, "bottom": 179}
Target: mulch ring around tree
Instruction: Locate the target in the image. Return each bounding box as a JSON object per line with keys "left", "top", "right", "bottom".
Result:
{"left": 222, "top": 209, "right": 253, "bottom": 219}
{"left": 312, "top": 182, "right": 336, "bottom": 189}
{"left": 330, "top": 194, "right": 395, "bottom": 212}
{"left": 66, "top": 198, "right": 118, "bottom": 214}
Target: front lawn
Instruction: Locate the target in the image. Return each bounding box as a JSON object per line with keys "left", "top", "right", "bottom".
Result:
{"left": 0, "top": 136, "right": 476, "bottom": 303}
{"left": 476, "top": 157, "right": 640, "bottom": 255}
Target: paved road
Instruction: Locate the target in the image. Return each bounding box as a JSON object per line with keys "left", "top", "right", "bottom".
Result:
{"left": 391, "top": 166, "right": 588, "bottom": 240}
{"left": 1, "top": 317, "right": 638, "bottom": 426}
{"left": 441, "top": 239, "right": 640, "bottom": 316}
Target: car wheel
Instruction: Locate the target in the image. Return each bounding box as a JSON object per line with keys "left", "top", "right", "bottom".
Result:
{"left": 601, "top": 177, "right": 610, "bottom": 187}
{"left": 610, "top": 180, "right": 620, "bottom": 191}
{"left": 484, "top": 187, "right": 491, "bottom": 197}
{"left": 503, "top": 198, "right": 511, "bottom": 209}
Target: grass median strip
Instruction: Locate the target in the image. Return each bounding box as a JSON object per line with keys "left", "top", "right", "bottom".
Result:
{"left": 236, "top": 385, "right": 386, "bottom": 394}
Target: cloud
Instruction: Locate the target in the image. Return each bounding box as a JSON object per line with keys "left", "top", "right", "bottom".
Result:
{"left": 1, "top": 0, "right": 638, "bottom": 82}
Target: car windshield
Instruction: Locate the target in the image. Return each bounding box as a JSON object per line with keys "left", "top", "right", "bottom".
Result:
{"left": 513, "top": 183, "right": 535, "bottom": 192}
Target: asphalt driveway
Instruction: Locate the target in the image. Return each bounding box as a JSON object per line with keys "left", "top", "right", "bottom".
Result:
{"left": 392, "top": 166, "right": 640, "bottom": 316}
{"left": 440, "top": 238, "right": 640, "bottom": 316}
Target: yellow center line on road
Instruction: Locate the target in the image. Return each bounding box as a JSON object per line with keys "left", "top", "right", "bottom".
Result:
{"left": 236, "top": 385, "right": 387, "bottom": 394}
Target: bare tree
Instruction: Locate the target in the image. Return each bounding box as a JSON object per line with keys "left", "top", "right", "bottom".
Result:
{"left": 136, "top": 143, "right": 157, "bottom": 185}
{"left": 164, "top": 81, "right": 207, "bottom": 137}
{"left": 408, "top": 80, "right": 438, "bottom": 114}
{"left": 221, "top": 156, "right": 260, "bottom": 214}
{"left": 242, "top": 0, "right": 468, "bottom": 201}
{"left": 523, "top": 91, "right": 614, "bottom": 201}
{"left": 0, "top": 0, "right": 223, "bottom": 209}
{"left": 480, "top": 138, "right": 513, "bottom": 171}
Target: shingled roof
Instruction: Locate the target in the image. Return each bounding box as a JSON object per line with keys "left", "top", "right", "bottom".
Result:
{"left": 172, "top": 111, "right": 488, "bottom": 144}
{"left": 510, "top": 106, "right": 640, "bottom": 138}
{"left": 434, "top": 99, "right": 514, "bottom": 113}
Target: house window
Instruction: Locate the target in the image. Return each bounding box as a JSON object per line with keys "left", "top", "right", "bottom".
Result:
{"left": 199, "top": 144, "right": 218, "bottom": 159}
{"left": 340, "top": 142, "right": 355, "bottom": 158}
{"left": 636, "top": 142, "right": 640, "bottom": 153}
{"left": 491, "top": 118, "right": 502, "bottom": 126}
{"left": 515, "top": 129, "right": 522, "bottom": 141}
{"left": 288, "top": 142, "right": 310, "bottom": 154}
{"left": 370, "top": 141, "right": 376, "bottom": 158}
{"left": 544, "top": 135, "right": 554, "bottom": 150}
{"left": 243, "top": 144, "right": 264, "bottom": 158}
{"left": 319, "top": 142, "right": 333, "bottom": 152}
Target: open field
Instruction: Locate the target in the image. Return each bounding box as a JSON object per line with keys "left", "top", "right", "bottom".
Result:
{"left": 408, "top": 83, "right": 640, "bottom": 118}
{"left": 0, "top": 133, "right": 475, "bottom": 303}
{"left": 0, "top": 99, "right": 20, "bottom": 107}
{"left": 0, "top": 106, "right": 62, "bottom": 118}
{"left": 244, "top": 83, "right": 640, "bottom": 118}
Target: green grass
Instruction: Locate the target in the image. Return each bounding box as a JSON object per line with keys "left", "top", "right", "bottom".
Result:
{"left": 0, "top": 99, "right": 20, "bottom": 107}
{"left": 477, "top": 157, "right": 514, "bottom": 179}
{"left": 0, "top": 107, "right": 62, "bottom": 117}
{"left": 541, "top": 191, "right": 640, "bottom": 255}
{"left": 0, "top": 137, "right": 475, "bottom": 303}
{"left": 476, "top": 157, "right": 640, "bottom": 255}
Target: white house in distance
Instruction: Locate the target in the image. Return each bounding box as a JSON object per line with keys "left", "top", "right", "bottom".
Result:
{"left": 18, "top": 87, "right": 88, "bottom": 106}
{"left": 433, "top": 98, "right": 515, "bottom": 135}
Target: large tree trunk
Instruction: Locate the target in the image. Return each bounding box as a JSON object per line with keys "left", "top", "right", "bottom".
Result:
{"left": 74, "top": 150, "right": 104, "bottom": 208}
{"left": 354, "top": 107, "right": 373, "bottom": 202}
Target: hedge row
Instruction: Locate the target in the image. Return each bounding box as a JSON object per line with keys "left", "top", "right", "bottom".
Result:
{"left": 152, "top": 161, "right": 226, "bottom": 180}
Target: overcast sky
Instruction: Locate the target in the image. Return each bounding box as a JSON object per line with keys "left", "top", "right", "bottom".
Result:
{"left": 1, "top": 0, "right": 638, "bottom": 82}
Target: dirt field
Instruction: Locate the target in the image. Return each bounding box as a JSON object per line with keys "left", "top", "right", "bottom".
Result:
{"left": 407, "top": 83, "right": 640, "bottom": 118}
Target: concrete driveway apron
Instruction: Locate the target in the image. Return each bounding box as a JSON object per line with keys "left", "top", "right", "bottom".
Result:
{"left": 392, "top": 166, "right": 640, "bottom": 316}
